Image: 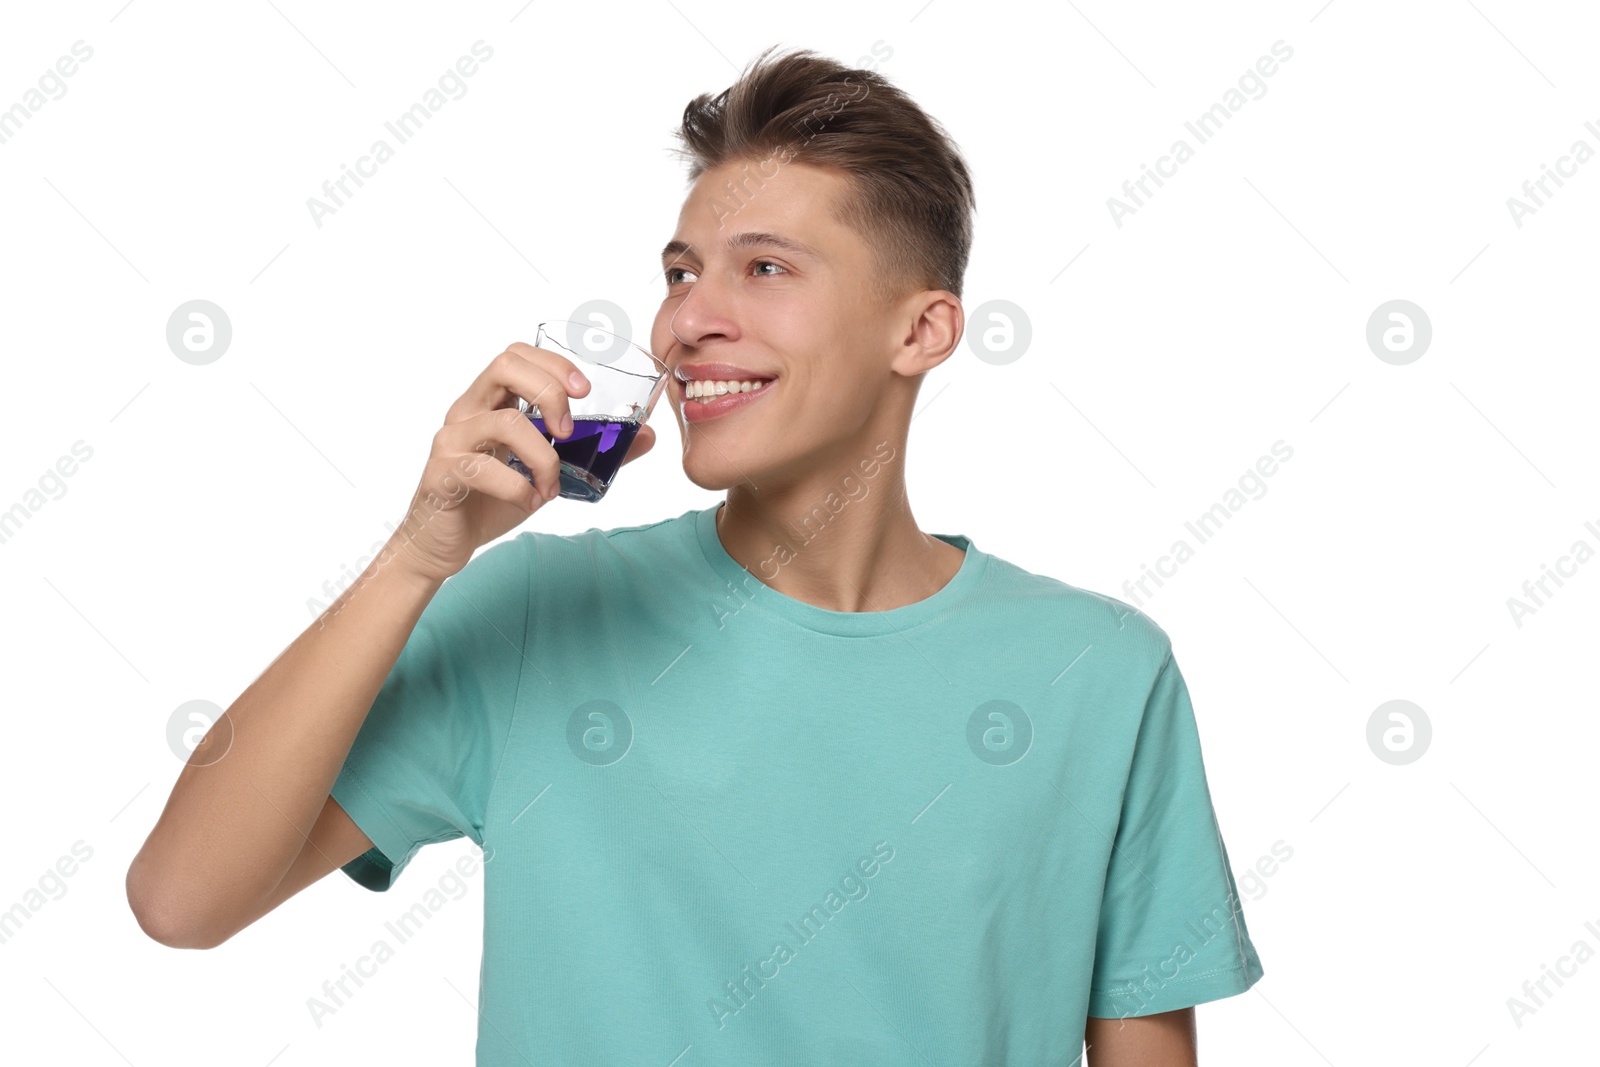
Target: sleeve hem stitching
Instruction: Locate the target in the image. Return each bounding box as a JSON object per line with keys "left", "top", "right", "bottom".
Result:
{"left": 1089, "top": 961, "right": 1252, "bottom": 996}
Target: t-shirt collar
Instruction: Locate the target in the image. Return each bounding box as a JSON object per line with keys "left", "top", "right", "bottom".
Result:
{"left": 690, "top": 500, "right": 988, "bottom": 637}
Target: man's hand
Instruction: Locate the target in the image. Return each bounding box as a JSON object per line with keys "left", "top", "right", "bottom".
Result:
{"left": 1084, "top": 1007, "right": 1197, "bottom": 1067}
{"left": 393, "top": 342, "right": 657, "bottom": 585}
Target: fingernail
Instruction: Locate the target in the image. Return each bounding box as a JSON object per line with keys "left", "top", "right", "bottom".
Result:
{"left": 560, "top": 412, "right": 572, "bottom": 435}
{"left": 568, "top": 371, "right": 587, "bottom": 391}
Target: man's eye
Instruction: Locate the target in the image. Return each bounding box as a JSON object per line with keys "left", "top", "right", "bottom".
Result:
{"left": 665, "top": 261, "right": 786, "bottom": 285}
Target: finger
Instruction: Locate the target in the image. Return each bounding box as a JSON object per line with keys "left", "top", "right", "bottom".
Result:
{"left": 445, "top": 346, "right": 589, "bottom": 439}
{"left": 505, "top": 340, "right": 589, "bottom": 398}
{"left": 501, "top": 342, "right": 589, "bottom": 439}
{"left": 435, "top": 408, "right": 562, "bottom": 501}
{"left": 448, "top": 446, "right": 548, "bottom": 510}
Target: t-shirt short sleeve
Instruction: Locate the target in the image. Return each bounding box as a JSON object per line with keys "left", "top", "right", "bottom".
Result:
{"left": 1086, "top": 648, "right": 1264, "bottom": 1018}
{"left": 329, "top": 534, "right": 530, "bottom": 892}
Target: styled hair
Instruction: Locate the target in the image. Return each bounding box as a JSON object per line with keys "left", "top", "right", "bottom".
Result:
{"left": 670, "top": 45, "right": 976, "bottom": 303}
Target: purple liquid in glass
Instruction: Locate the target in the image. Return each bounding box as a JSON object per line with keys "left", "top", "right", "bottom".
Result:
{"left": 506, "top": 413, "right": 642, "bottom": 502}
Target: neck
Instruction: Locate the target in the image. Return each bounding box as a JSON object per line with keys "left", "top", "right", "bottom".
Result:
{"left": 713, "top": 445, "right": 963, "bottom": 614}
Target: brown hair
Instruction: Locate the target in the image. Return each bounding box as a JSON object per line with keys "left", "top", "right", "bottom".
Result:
{"left": 670, "top": 45, "right": 977, "bottom": 304}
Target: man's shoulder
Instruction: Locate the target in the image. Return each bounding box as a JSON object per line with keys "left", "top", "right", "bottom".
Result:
{"left": 508, "top": 508, "right": 703, "bottom": 586}
{"left": 976, "top": 548, "right": 1173, "bottom": 666}
{"left": 515, "top": 508, "right": 699, "bottom": 552}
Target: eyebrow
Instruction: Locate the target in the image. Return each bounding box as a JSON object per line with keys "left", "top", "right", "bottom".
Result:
{"left": 659, "top": 231, "right": 821, "bottom": 264}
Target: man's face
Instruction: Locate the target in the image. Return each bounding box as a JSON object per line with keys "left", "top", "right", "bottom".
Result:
{"left": 652, "top": 158, "right": 905, "bottom": 492}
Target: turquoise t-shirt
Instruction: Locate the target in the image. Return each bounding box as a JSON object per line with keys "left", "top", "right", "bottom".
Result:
{"left": 330, "top": 503, "right": 1263, "bottom": 1063}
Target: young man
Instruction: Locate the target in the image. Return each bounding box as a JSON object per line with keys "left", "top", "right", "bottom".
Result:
{"left": 128, "top": 46, "right": 1262, "bottom": 1065}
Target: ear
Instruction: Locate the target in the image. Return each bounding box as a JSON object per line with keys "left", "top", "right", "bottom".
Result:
{"left": 889, "top": 291, "right": 964, "bottom": 379}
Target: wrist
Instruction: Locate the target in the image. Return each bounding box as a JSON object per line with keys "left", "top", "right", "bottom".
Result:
{"left": 375, "top": 534, "right": 453, "bottom": 593}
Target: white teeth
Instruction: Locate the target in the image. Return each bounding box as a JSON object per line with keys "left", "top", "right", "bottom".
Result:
{"left": 685, "top": 378, "right": 768, "bottom": 399}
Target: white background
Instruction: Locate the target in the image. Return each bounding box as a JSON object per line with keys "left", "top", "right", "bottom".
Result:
{"left": 2, "top": 0, "right": 1597, "bottom": 1063}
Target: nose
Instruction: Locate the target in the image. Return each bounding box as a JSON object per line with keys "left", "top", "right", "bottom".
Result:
{"left": 665, "top": 270, "right": 738, "bottom": 352}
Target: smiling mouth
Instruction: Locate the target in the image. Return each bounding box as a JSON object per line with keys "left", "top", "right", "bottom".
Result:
{"left": 681, "top": 378, "right": 774, "bottom": 403}
{"left": 677, "top": 377, "right": 778, "bottom": 422}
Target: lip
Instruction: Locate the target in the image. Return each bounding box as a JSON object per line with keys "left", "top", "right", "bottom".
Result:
{"left": 672, "top": 361, "right": 778, "bottom": 383}
{"left": 678, "top": 377, "right": 777, "bottom": 424}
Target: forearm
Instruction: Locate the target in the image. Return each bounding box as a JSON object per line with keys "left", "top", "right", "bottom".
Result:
{"left": 126, "top": 538, "right": 444, "bottom": 946}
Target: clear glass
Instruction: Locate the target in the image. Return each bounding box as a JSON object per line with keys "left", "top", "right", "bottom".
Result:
{"left": 505, "top": 320, "right": 668, "bottom": 502}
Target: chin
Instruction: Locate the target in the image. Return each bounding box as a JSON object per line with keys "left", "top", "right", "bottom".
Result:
{"left": 680, "top": 457, "right": 754, "bottom": 493}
